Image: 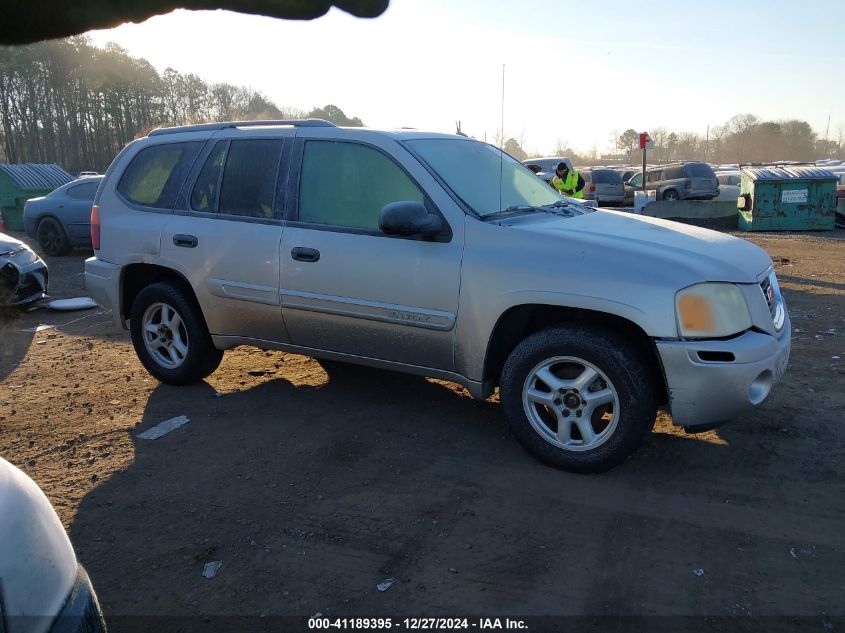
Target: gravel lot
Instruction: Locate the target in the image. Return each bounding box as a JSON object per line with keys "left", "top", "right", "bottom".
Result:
{"left": 1, "top": 228, "right": 844, "bottom": 630}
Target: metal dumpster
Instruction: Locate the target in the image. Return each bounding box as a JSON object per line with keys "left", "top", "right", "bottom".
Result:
{"left": 737, "top": 166, "right": 837, "bottom": 231}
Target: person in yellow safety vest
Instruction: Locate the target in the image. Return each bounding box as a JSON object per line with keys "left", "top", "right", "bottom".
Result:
{"left": 550, "top": 162, "right": 585, "bottom": 199}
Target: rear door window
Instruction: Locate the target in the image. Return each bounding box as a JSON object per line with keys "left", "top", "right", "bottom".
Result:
{"left": 67, "top": 181, "right": 98, "bottom": 200}
{"left": 218, "top": 139, "right": 283, "bottom": 218}
{"left": 647, "top": 170, "right": 662, "bottom": 183}
{"left": 118, "top": 142, "right": 203, "bottom": 208}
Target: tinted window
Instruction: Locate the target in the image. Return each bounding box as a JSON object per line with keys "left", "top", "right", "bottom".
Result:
{"left": 191, "top": 141, "right": 227, "bottom": 212}
{"left": 629, "top": 173, "right": 643, "bottom": 186}
{"left": 685, "top": 163, "right": 716, "bottom": 177}
{"left": 299, "top": 141, "right": 424, "bottom": 230}
{"left": 218, "top": 139, "right": 283, "bottom": 218}
{"left": 67, "top": 181, "right": 98, "bottom": 200}
{"left": 118, "top": 142, "right": 203, "bottom": 208}
{"left": 664, "top": 166, "right": 685, "bottom": 180}
{"left": 592, "top": 170, "right": 622, "bottom": 184}
{"left": 647, "top": 170, "right": 662, "bottom": 183}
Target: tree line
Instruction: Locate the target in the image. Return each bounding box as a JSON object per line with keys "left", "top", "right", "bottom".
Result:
{"left": 612, "top": 114, "right": 843, "bottom": 165}
{"left": 0, "top": 37, "right": 364, "bottom": 173}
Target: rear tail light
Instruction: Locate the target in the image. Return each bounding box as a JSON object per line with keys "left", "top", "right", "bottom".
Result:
{"left": 91, "top": 205, "right": 100, "bottom": 250}
{"left": 684, "top": 179, "right": 692, "bottom": 190}
{"left": 0, "top": 210, "right": 5, "bottom": 233}
{"left": 588, "top": 183, "right": 596, "bottom": 193}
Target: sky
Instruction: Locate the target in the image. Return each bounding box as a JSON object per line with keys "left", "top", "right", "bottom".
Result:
{"left": 87, "top": 0, "right": 845, "bottom": 156}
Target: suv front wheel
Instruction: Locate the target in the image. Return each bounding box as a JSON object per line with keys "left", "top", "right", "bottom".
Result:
{"left": 500, "top": 325, "right": 656, "bottom": 473}
{"left": 130, "top": 281, "right": 223, "bottom": 385}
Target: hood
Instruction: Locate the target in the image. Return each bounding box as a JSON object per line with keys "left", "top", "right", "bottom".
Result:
{"left": 0, "top": 232, "right": 27, "bottom": 257}
{"left": 508, "top": 209, "right": 771, "bottom": 284}
{"left": 0, "top": 458, "right": 78, "bottom": 623}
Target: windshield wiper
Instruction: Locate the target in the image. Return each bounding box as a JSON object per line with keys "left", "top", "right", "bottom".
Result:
{"left": 482, "top": 205, "right": 547, "bottom": 219}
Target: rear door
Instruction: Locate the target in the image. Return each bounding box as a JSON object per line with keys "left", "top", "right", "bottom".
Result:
{"left": 64, "top": 180, "right": 99, "bottom": 242}
{"left": 160, "top": 131, "right": 293, "bottom": 343}
{"left": 279, "top": 134, "right": 462, "bottom": 371}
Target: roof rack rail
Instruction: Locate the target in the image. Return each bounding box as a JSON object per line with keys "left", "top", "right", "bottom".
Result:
{"left": 148, "top": 118, "right": 336, "bottom": 136}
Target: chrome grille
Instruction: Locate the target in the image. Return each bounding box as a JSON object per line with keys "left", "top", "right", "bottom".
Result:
{"left": 760, "top": 276, "right": 776, "bottom": 317}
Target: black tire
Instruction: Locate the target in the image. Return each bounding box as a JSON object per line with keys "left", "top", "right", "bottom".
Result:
{"left": 662, "top": 190, "right": 679, "bottom": 202}
{"left": 500, "top": 325, "right": 657, "bottom": 473}
{"left": 129, "top": 281, "right": 223, "bottom": 385}
{"left": 37, "top": 217, "right": 72, "bottom": 256}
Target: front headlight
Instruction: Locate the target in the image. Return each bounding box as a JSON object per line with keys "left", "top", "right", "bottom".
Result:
{"left": 676, "top": 282, "right": 752, "bottom": 338}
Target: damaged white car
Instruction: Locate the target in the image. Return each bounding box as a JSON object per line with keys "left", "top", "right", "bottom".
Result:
{"left": 0, "top": 233, "right": 48, "bottom": 306}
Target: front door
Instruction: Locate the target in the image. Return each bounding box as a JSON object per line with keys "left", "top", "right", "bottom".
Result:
{"left": 160, "top": 133, "right": 292, "bottom": 344}
{"left": 279, "top": 137, "right": 463, "bottom": 371}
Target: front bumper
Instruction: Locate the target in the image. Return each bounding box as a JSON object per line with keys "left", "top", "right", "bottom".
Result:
{"left": 656, "top": 316, "right": 791, "bottom": 428}
{"left": 84, "top": 257, "right": 122, "bottom": 329}
{"left": 1, "top": 257, "right": 48, "bottom": 306}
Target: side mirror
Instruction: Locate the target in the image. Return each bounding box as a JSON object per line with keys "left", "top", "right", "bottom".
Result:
{"left": 379, "top": 201, "right": 443, "bottom": 238}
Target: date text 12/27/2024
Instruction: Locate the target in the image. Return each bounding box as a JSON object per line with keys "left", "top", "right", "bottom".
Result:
{"left": 308, "top": 618, "right": 528, "bottom": 630}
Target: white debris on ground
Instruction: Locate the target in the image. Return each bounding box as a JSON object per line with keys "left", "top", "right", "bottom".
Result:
{"left": 136, "top": 415, "right": 189, "bottom": 440}
{"left": 202, "top": 561, "right": 223, "bottom": 578}
{"left": 376, "top": 578, "right": 397, "bottom": 592}
{"left": 693, "top": 568, "right": 705, "bottom": 577}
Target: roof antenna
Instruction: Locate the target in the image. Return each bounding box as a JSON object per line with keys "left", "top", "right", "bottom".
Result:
{"left": 498, "top": 64, "right": 505, "bottom": 219}
{"left": 456, "top": 120, "right": 467, "bottom": 137}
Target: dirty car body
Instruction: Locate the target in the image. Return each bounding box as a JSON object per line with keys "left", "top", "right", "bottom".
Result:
{"left": 0, "top": 232, "right": 48, "bottom": 305}
{"left": 0, "top": 457, "right": 107, "bottom": 633}
{"left": 85, "top": 122, "right": 790, "bottom": 472}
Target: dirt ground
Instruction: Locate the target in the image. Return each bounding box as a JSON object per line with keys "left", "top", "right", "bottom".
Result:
{"left": 1, "top": 228, "right": 844, "bottom": 630}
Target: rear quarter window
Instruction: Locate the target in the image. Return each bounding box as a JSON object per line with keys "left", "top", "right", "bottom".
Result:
{"left": 67, "top": 181, "right": 99, "bottom": 200}
{"left": 684, "top": 163, "right": 716, "bottom": 178}
{"left": 663, "top": 166, "right": 685, "bottom": 180}
{"left": 117, "top": 141, "right": 203, "bottom": 208}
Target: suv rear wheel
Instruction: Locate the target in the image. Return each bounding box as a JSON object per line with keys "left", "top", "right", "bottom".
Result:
{"left": 662, "top": 189, "right": 679, "bottom": 201}
{"left": 500, "top": 325, "right": 656, "bottom": 473}
{"left": 130, "top": 282, "right": 223, "bottom": 385}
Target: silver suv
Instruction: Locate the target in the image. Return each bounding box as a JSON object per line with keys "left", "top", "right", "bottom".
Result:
{"left": 628, "top": 162, "right": 719, "bottom": 201}
{"left": 85, "top": 120, "right": 790, "bottom": 472}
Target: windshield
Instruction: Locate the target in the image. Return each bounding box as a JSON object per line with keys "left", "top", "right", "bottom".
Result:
{"left": 406, "top": 138, "right": 561, "bottom": 216}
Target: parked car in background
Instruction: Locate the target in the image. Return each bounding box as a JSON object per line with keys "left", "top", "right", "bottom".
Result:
{"left": 637, "top": 162, "right": 719, "bottom": 201}
{"left": 522, "top": 156, "right": 573, "bottom": 183}
{"left": 623, "top": 172, "right": 644, "bottom": 205}
{"left": 0, "top": 231, "right": 48, "bottom": 305}
{"left": 581, "top": 168, "right": 625, "bottom": 206}
{"left": 23, "top": 176, "right": 103, "bottom": 256}
{"left": 617, "top": 168, "right": 639, "bottom": 183}
{"left": 0, "top": 457, "right": 106, "bottom": 632}
{"left": 86, "top": 120, "right": 790, "bottom": 472}
{"left": 715, "top": 172, "right": 741, "bottom": 201}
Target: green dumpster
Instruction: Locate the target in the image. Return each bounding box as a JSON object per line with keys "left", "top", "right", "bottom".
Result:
{"left": 738, "top": 166, "right": 837, "bottom": 231}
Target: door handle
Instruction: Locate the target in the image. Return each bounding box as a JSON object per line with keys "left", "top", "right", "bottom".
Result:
{"left": 291, "top": 247, "right": 320, "bottom": 262}
{"left": 173, "top": 234, "right": 198, "bottom": 248}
